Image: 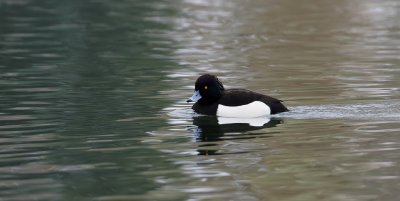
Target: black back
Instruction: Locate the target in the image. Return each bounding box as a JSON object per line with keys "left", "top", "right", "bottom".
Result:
{"left": 219, "top": 89, "right": 289, "bottom": 114}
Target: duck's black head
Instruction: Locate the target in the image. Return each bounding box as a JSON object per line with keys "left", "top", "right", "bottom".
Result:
{"left": 187, "top": 74, "right": 225, "bottom": 104}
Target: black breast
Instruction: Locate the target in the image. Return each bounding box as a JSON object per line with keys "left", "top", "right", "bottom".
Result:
{"left": 192, "top": 102, "right": 219, "bottom": 115}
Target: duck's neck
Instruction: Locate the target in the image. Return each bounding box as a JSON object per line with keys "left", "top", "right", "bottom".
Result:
{"left": 198, "top": 90, "right": 223, "bottom": 105}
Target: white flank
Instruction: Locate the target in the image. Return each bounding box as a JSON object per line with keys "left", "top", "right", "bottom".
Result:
{"left": 216, "top": 101, "right": 271, "bottom": 118}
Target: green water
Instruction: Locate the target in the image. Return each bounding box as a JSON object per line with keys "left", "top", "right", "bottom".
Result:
{"left": 1, "top": 0, "right": 400, "bottom": 200}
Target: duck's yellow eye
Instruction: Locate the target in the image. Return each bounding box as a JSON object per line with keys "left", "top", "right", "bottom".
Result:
{"left": 204, "top": 86, "right": 208, "bottom": 90}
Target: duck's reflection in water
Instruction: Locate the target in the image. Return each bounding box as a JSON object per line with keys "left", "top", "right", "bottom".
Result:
{"left": 191, "top": 116, "right": 283, "bottom": 155}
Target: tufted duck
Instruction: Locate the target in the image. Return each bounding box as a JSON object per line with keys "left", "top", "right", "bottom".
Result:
{"left": 187, "top": 74, "right": 289, "bottom": 117}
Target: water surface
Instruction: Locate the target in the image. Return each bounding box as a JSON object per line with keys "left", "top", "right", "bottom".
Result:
{"left": 1, "top": 0, "right": 400, "bottom": 200}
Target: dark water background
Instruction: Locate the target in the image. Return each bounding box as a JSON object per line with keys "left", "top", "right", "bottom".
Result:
{"left": 1, "top": 0, "right": 400, "bottom": 200}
